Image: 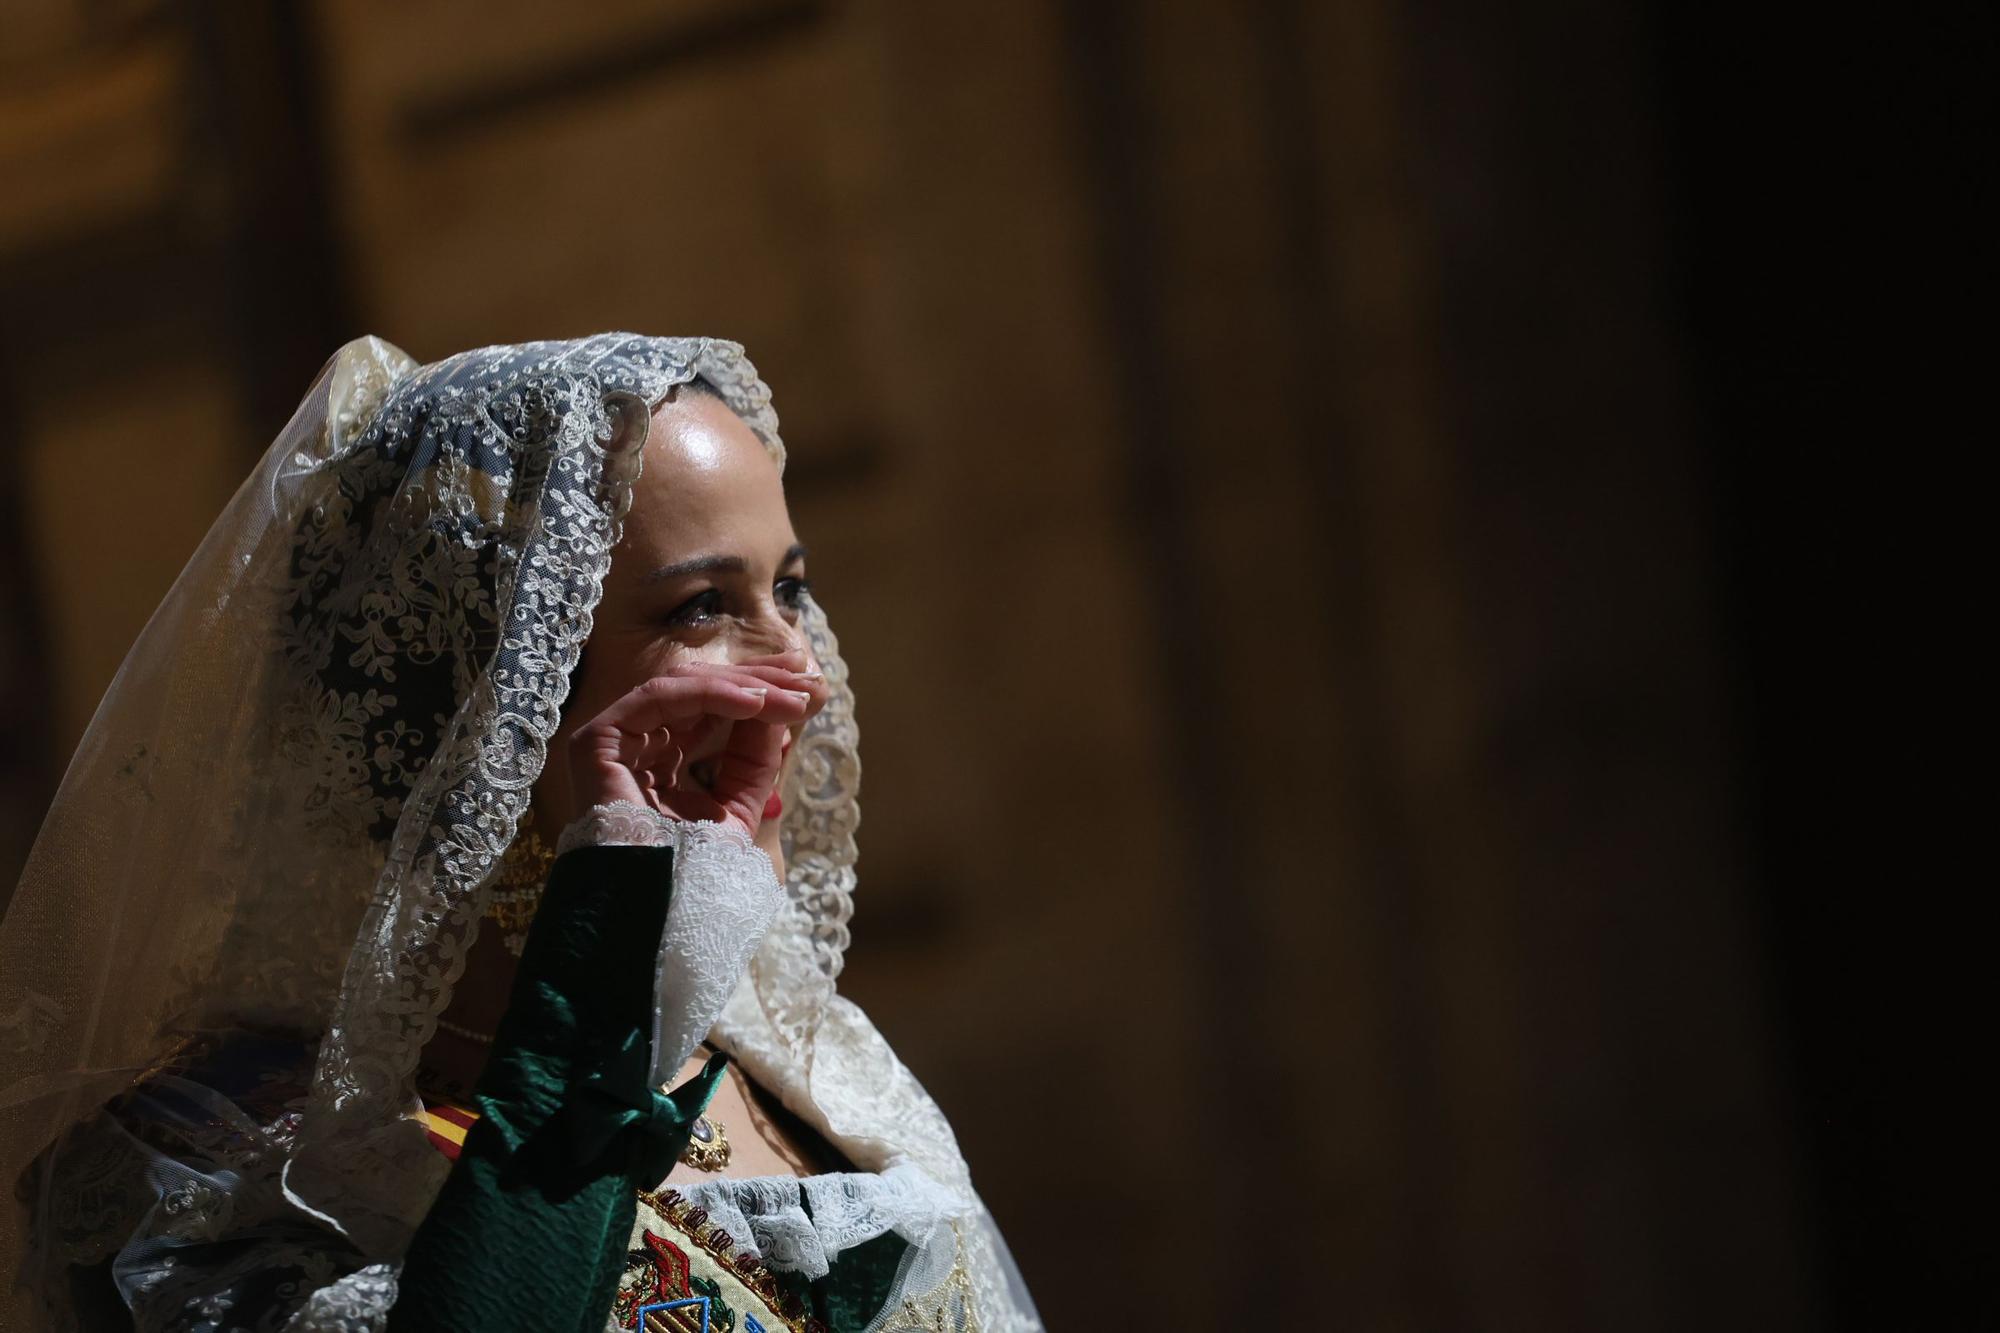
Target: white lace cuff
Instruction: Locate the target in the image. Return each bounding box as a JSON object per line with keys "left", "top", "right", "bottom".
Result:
{"left": 555, "top": 802, "right": 786, "bottom": 1084}
{"left": 672, "top": 1162, "right": 962, "bottom": 1280}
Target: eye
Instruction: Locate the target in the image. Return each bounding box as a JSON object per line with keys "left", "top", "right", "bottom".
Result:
{"left": 665, "top": 588, "right": 723, "bottom": 627}
{"left": 775, "top": 576, "right": 813, "bottom": 613}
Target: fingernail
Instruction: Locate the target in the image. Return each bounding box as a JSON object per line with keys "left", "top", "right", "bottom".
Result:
{"left": 746, "top": 687, "right": 769, "bottom": 698}
{"left": 785, "top": 690, "right": 811, "bottom": 703}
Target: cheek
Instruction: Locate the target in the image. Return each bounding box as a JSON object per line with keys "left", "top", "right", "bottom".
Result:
{"left": 671, "top": 640, "right": 736, "bottom": 667}
{"left": 668, "top": 621, "right": 806, "bottom": 668}
{"left": 613, "top": 633, "right": 688, "bottom": 679}
{"left": 559, "top": 634, "right": 678, "bottom": 731}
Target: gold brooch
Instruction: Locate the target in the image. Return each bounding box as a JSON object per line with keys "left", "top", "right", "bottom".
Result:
{"left": 679, "top": 1113, "right": 731, "bottom": 1172}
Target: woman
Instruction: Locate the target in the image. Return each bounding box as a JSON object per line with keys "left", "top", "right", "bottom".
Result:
{"left": 0, "top": 334, "right": 1042, "bottom": 1331}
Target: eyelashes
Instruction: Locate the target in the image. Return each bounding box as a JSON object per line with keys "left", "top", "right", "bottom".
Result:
{"left": 663, "top": 590, "right": 720, "bottom": 625}
{"left": 665, "top": 577, "right": 813, "bottom": 627}
{"left": 778, "top": 575, "right": 813, "bottom": 610}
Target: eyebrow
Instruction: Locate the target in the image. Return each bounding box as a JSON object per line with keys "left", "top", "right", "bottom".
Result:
{"left": 645, "top": 542, "right": 808, "bottom": 583}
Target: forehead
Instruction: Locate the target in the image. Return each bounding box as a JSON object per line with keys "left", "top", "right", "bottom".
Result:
{"left": 618, "top": 392, "right": 793, "bottom": 557}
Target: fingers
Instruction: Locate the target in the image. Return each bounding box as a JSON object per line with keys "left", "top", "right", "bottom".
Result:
{"left": 580, "top": 671, "right": 785, "bottom": 741}
{"left": 737, "top": 645, "right": 811, "bottom": 671}
{"left": 565, "top": 654, "right": 826, "bottom": 831}
{"left": 630, "top": 728, "right": 684, "bottom": 789}
{"left": 669, "top": 659, "right": 825, "bottom": 726}
{"left": 711, "top": 716, "right": 786, "bottom": 792}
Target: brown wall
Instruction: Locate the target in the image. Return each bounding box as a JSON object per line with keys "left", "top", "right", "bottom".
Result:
{"left": 0, "top": 2, "right": 1822, "bottom": 1327}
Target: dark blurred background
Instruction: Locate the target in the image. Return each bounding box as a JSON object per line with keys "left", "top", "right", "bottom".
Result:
{"left": 0, "top": 2, "right": 1984, "bottom": 1328}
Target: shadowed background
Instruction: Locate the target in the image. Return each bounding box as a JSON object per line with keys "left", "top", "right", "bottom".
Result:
{"left": 0, "top": 1, "right": 1980, "bottom": 1328}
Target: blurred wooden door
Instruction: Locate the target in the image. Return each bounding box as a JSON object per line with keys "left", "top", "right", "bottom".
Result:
{"left": 0, "top": 3, "right": 1811, "bottom": 1328}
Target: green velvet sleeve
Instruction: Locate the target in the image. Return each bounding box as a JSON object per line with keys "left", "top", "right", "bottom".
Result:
{"left": 387, "top": 843, "right": 725, "bottom": 1333}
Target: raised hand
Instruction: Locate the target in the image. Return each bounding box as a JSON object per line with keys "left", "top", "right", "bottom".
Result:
{"left": 564, "top": 647, "right": 827, "bottom": 840}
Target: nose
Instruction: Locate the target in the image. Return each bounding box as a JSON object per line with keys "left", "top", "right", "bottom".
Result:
{"left": 734, "top": 603, "right": 809, "bottom": 664}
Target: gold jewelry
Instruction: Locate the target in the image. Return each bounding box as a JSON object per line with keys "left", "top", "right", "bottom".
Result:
{"left": 678, "top": 1112, "right": 731, "bottom": 1171}
{"left": 673, "top": 1042, "right": 731, "bottom": 1171}
{"left": 485, "top": 809, "right": 555, "bottom": 957}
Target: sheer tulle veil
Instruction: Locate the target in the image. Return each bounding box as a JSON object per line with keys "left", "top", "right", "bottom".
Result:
{"left": 0, "top": 334, "right": 1039, "bottom": 1330}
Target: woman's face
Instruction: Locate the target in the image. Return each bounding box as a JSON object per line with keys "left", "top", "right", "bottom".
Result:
{"left": 534, "top": 386, "right": 817, "bottom": 830}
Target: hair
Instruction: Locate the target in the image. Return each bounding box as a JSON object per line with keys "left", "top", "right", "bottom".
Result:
{"left": 674, "top": 375, "right": 727, "bottom": 404}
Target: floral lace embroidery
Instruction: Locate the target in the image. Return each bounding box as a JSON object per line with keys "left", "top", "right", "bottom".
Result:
{"left": 671, "top": 1162, "right": 963, "bottom": 1282}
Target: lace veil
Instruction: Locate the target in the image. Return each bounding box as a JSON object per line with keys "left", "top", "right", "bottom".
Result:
{"left": 0, "top": 334, "right": 1039, "bottom": 1330}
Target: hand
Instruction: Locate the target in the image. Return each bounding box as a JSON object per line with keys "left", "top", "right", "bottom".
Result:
{"left": 564, "top": 648, "right": 827, "bottom": 840}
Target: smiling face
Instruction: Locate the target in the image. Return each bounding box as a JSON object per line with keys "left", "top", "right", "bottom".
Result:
{"left": 532, "top": 381, "right": 818, "bottom": 833}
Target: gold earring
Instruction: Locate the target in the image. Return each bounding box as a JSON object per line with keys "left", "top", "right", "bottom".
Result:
{"left": 485, "top": 809, "right": 556, "bottom": 957}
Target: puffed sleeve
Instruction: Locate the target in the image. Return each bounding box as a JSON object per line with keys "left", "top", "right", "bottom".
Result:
{"left": 386, "top": 808, "right": 785, "bottom": 1333}
{"left": 553, "top": 802, "right": 789, "bottom": 1085}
